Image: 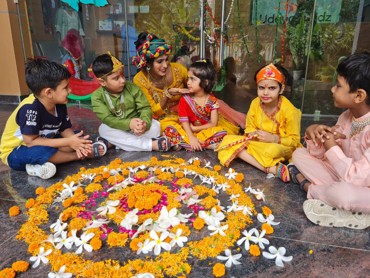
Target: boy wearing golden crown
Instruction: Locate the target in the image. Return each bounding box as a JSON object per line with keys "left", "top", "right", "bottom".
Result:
{"left": 91, "top": 52, "right": 170, "bottom": 151}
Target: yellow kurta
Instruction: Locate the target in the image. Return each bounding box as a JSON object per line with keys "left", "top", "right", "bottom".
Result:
{"left": 218, "top": 96, "right": 302, "bottom": 167}
{"left": 133, "top": 62, "right": 239, "bottom": 135}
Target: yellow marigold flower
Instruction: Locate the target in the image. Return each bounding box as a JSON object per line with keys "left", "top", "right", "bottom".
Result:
{"left": 90, "top": 237, "right": 102, "bottom": 250}
{"left": 62, "top": 198, "right": 74, "bottom": 208}
{"left": 262, "top": 206, "right": 272, "bottom": 216}
{"left": 27, "top": 242, "right": 39, "bottom": 254}
{"left": 102, "top": 171, "right": 110, "bottom": 179}
{"left": 235, "top": 173, "right": 244, "bottom": 183}
{"left": 0, "top": 268, "right": 15, "bottom": 278}
{"left": 130, "top": 238, "right": 141, "bottom": 251}
{"left": 11, "top": 261, "right": 29, "bottom": 272}
{"left": 193, "top": 160, "right": 201, "bottom": 166}
{"left": 175, "top": 171, "right": 184, "bottom": 178}
{"left": 154, "top": 168, "right": 162, "bottom": 175}
{"left": 213, "top": 165, "right": 222, "bottom": 171}
{"left": 212, "top": 263, "right": 225, "bottom": 277}
{"left": 249, "top": 244, "right": 261, "bottom": 256}
{"left": 193, "top": 217, "right": 205, "bottom": 230}
{"left": 151, "top": 157, "right": 158, "bottom": 163}
{"left": 85, "top": 183, "right": 103, "bottom": 193}
{"left": 25, "top": 198, "right": 35, "bottom": 209}
{"left": 35, "top": 187, "right": 45, "bottom": 195}
{"left": 107, "top": 232, "right": 128, "bottom": 247}
{"left": 68, "top": 217, "right": 88, "bottom": 231}
{"left": 9, "top": 206, "right": 20, "bottom": 217}
{"left": 74, "top": 187, "right": 84, "bottom": 196}
{"left": 262, "top": 223, "right": 274, "bottom": 234}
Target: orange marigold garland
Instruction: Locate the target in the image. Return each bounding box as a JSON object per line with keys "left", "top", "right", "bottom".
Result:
{"left": 2, "top": 156, "right": 292, "bottom": 276}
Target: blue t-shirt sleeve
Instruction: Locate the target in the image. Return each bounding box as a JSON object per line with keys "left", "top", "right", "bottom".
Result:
{"left": 16, "top": 104, "right": 41, "bottom": 135}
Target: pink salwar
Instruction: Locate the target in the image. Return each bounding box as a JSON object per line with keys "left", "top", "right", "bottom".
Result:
{"left": 292, "top": 109, "right": 370, "bottom": 213}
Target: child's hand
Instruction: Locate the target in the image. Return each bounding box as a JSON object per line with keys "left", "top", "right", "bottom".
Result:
{"left": 68, "top": 131, "right": 93, "bottom": 157}
{"left": 256, "top": 130, "right": 277, "bottom": 143}
{"left": 130, "top": 118, "right": 146, "bottom": 136}
{"left": 189, "top": 136, "right": 203, "bottom": 151}
{"left": 169, "top": 88, "right": 190, "bottom": 95}
{"left": 305, "top": 124, "right": 337, "bottom": 146}
{"left": 331, "top": 125, "right": 346, "bottom": 140}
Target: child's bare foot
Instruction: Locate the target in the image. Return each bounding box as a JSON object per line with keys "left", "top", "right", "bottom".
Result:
{"left": 266, "top": 163, "right": 290, "bottom": 183}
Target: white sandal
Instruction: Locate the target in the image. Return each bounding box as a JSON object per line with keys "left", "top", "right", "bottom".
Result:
{"left": 26, "top": 162, "right": 56, "bottom": 179}
{"left": 92, "top": 141, "right": 107, "bottom": 158}
{"left": 303, "top": 199, "right": 370, "bottom": 230}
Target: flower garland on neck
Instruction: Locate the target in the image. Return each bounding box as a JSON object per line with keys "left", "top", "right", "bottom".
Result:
{"left": 3, "top": 156, "right": 293, "bottom": 277}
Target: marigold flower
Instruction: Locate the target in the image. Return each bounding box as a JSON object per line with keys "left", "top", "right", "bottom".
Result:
{"left": 11, "top": 261, "right": 29, "bottom": 272}
{"left": 0, "top": 268, "right": 15, "bottom": 278}
{"left": 9, "top": 206, "right": 20, "bottom": 217}
{"left": 74, "top": 187, "right": 84, "bottom": 196}
{"left": 213, "top": 263, "right": 225, "bottom": 277}
{"left": 262, "top": 223, "right": 274, "bottom": 234}
{"left": 62, "top": 198, "right": 74, "bottom": 208}
{"left": 35, "top": 187, "right": 45, "bottom": 195}
{"left": 85, "top": 183, "right": 103, "bottom": 193}
{"left": 27, "top": 242, "right": 39, "bottom": 254}
{"left": 235, "top": 173, "right": 244, "bottom": 183}
{"left": 90, "top": 237, "right": 102, "bottom": 250}
{"left": 193, "top": 217, "right": 205, "bottom": 230}
{"left": 175, "top": 171, "right": 185, "bottom": 178}
{"left": 25, "top": 198, "right": 35, "bottom": 209}
{"left": 130, "top": 238, "right": 141, "bottom": 251}
{"left": 213, "top": 165, "right": 222, "bottom": 171}
{"left": 250, "top": 244, "right": 261, "bottom": 256}
{"left": 193, "top": 160, "right": 201, "bottom": 166}
{"left": 262, "top": 206, "right": 272, "bottom": 216}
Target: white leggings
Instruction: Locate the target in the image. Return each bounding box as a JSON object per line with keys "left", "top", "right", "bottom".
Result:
{"left": 98, "top": 120, "right": 160, "bottom": 151}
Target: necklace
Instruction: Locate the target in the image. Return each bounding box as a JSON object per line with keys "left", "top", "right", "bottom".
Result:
{"left": 350, "top": 116, "right": 370, "bottom": 137}
{"left": 103, "top": 89, "right": 125, "bottom": 118}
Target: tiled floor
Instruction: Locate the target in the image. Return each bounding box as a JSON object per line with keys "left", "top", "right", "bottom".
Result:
{"left": 0, "top": 92, "right": 369, "bottom": 277}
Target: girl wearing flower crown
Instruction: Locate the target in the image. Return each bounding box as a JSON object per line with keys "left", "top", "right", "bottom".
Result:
{"left": 217, "top": 63, "right": 302, "bottom": 182}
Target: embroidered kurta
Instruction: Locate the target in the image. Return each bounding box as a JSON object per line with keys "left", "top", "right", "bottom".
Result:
{"left": 218, "top": 96, "right": 302, "bottom": 167}
{"left": 91, "top": 82, "right": 152, "bottom": 132}
{"left": 293, "top": 110, "right": 370, "bottom": 213}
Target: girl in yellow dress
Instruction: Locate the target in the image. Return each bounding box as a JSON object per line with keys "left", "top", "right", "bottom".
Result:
{"left": 132, "top": 33, "right": 240, "bottom": 149}
{"left": 217, "top": 63, "right": 302, "bottom": 182}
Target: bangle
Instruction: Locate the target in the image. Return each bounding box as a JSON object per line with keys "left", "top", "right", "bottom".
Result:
{"left": 274, "top": 135, "right": 280, "bottom": 144}
{"left": 163, "top": 89, "right": 173, "bottom": 99}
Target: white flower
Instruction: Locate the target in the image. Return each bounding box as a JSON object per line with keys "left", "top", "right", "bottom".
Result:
{"left": 74, "top": 232, "right": 95, "bottom": 254}
{"left": 177, "top": 212, "right": 192, "bottom": 223}
{"left": 254, "top": 229, "right": 269, "bottom": 249}
{"left": 107, "top": 179, "right": 134, "bottom": 192}
{"left": 226, "top": 201, "right": 243, "bottom": 213}
{"left": 199, "top": 207, "right": 225, "bottom": 226}
{"left": 257, "top": 213, "right": 280, "bottom": 226}
{"left": 187, "top": 157, "right": 200, "bottom": 164}
{"left": 142, "top": 176, "right": 161, "bottom": 184}
{"left": 157, "top": 207, "right": 180, "bottom": 229}
{"left": 225, "top": 168, "right": 237, "bottom": 180}
{"left": 229, "top": 194, "right": 240, "bottom": 201}
{"left": 237, "top": 228, "right": 258, "bottom": 250}
{"left": 169, "top": 229, "right": 188, "bottom": 247}
{"left": 136, "top": 239, "right": 152, "bottom": 255}
{"left": 215, "top": 182, "right": 230, "bottom": 192}
{"left": 204, "top": 160, "right": 212, "bottom": 168}
{"left": 244, "top": 184, "right": 255, "bottom": 193}
{"left": 62, "top": 182, "right": 78, "bottom": 197}
{"left": 48, "top": 265, "right": 72, "bottom": 278}
{"left": 84, "top": 218, "right": 110, "bottom": 230}
{"left": 146, "top": 230, "right": 171, "bottom": 255}
{"left": 30, "top": 247, "right": 52, "bottom": 268}
{"left": 253, "top": 189, "right": 266, "bottom": 201}
{"left": 54, "top": 231, "right": 73, "bottom": 250}
{"left": 96, "top": 200, "right": 120, "bottom": 215}
{"left": 132, "top": 273, "right": 155, "bottom": 278}
{"left": 68, "top": 229, "right": 80, "bottom": 247}
{"left": 120, "top": 208, "right": 139, "bottom": 229}
{"left": 50, "top": 219, "right": 67, "bottom": 237}
{"left": 208, "top": 223, "right": 228, "bottom": 236}
{"left": 262, "top": 246, "right": 293, "bottom": 267}
{"left": 217, "top": 249, "right": 242, "bottom": 268}
{"left": 132, "top": 218, "right": 154, "bottom": 238}
{"left": 241, "top": 205, "right": 253, "bottom": 216}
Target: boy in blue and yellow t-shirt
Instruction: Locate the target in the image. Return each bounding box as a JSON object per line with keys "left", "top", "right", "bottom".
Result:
{"left": 0, "top": 58, "right": 106, "bottom": 179}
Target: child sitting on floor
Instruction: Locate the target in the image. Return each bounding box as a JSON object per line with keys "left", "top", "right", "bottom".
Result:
{"left": 289, "top": 52, "right": 370, "bottom": 229}
{"left": 0, "top": 58, "right": 105, "bottom": 179}
{"left": 91, "top": 52, "right": 170, "bottom": 152}
{"left": 217, "top": 63, "right": 302, "bottom": 182}
{"left": 168, "top": 59, "right": 227, "bottom": 151}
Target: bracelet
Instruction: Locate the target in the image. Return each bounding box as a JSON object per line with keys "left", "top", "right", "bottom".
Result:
{"left": 163, "top": 89, "right": 173, "bottom": 99}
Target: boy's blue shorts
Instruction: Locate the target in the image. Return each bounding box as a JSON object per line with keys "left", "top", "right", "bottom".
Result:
{"left": 7, "top": 145, "right": 58, "bottom": 171}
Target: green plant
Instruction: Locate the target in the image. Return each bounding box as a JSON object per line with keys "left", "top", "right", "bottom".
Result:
{"left": 287, "top": 16, "right": 309, "bottom": 70}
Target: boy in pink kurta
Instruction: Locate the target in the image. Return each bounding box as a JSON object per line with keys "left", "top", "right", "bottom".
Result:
{"left": 290, "top": 52, "right": 370, "bottom": 229}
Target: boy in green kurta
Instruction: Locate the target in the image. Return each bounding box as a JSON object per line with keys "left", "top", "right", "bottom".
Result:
{"left": 91, "top": 53, "right": 170, "bottom": 151}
